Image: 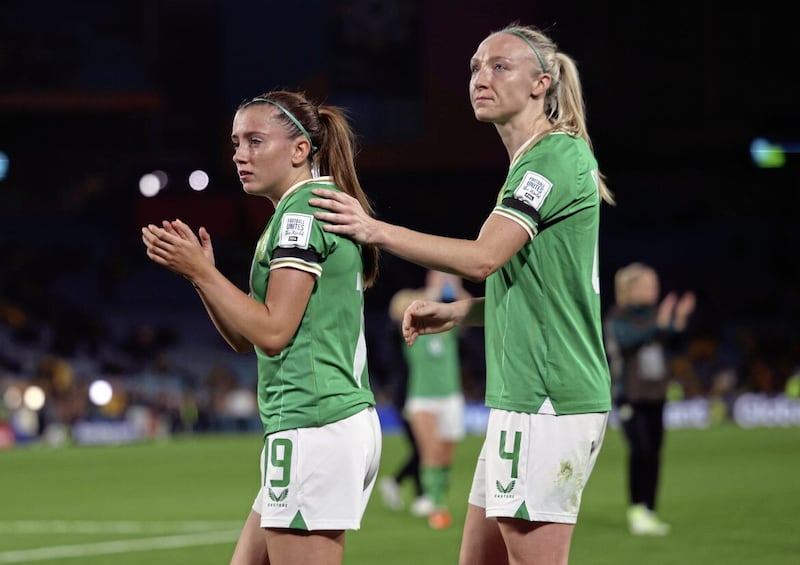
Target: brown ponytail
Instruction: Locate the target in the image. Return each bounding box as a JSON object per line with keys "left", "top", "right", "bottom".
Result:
{"left": 241, "top": 91, "right": 380, "bottom": 287}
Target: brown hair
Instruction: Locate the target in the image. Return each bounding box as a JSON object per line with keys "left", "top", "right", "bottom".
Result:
{"left": 240, "top": 91, "right": 380, "bottom": 287}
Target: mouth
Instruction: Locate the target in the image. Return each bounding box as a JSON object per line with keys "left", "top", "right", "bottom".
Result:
{"left": 239, "top": 171, "right": 253, "bottom": 182}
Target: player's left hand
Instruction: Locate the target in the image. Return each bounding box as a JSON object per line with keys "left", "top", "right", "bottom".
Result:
{"left": 309, "top": 188, "right": 377, "bottom": 244}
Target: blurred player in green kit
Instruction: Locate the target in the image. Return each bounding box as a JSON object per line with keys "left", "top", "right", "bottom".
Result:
{"left": 386, "top": 270, "right": 471, "bottom": 529}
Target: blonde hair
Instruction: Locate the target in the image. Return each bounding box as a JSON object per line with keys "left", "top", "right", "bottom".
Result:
{"left": 614, "top": 262, "right": 654, "bottom": 306}
{"left": 240, "top": 91, "right": 380, "bottom": 288}
{"left": 497, "top": 23, "right": 615, "bottom": 205}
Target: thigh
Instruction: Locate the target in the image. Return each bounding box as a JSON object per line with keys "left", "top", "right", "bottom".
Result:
{"left": 645, "top": 401, "right": 666, "bottom": 448}
{"left": 483, "top": 409, "right": 608, "bottom": 524}
{"left": 264, "top": 529, "right": 345, "bottom": 565}
{"left": 409, "top": 410, "right": 441, "bottom": 466}
{"left": 625, "top": 403, "right": 661, "bottom": 455}
{"left": 621, "top": 406, "right": 645, "bottom": 449}
{"left": 406, "top": 395, "right": 465, "bottom": 454}
{"left": 458, "top": 503, "right": 507, "bottom": 565}
{"left": 230, "top": 510, "right": 269, "bottom": 565}
{"left": 438, "top": 393, "right": 466, "bottom": 442}
{"left": 255, "top": 407, "right": 381, "bottom": 531}
{"left": 497, "top": 518, "right": 574, "bottom": 565}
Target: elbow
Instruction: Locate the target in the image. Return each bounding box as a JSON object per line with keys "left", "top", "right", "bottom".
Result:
{"left": 463, "top": 273, "right": 487, "bottom": 284}
{"left": 466, "top": 269, "right": 491, "bottom": 284}
{"left": 462, "top": 258, "right": 501, "bottom": 284}
{"left": 254, "top": 333, "right": 292, "bottom": 357}
{"left": 260, "top": 345, "right": 285, "bottom": 357}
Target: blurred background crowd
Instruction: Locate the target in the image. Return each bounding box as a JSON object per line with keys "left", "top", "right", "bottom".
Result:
{"left": 1, "top": 0, "right": 799, "bottom": 444}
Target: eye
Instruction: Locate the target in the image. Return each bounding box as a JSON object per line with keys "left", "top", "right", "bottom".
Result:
{"left": 470, "top": 64, "right": 479, "bottom": 74}
{"left": 493, "top": 63, "right": 506, "bottom": 71}
{"left": 249, "top": 137, "right": 262, "bottom": 146}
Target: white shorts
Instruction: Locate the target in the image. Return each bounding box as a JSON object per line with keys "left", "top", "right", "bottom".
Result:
{"left": 252, "top": 406, "right": 381, "bottom": 530}
{"left": 404, "top": 393, "right": 466, "bottom": 441}
{"left": 467, "top": 408, "right": 608, "bottom": 524}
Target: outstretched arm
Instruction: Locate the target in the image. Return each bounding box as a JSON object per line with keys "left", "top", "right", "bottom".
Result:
{"left": 310, "top": 188, "right": 528, "bottom": 282}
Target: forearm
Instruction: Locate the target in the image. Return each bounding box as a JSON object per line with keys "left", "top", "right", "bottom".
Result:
{"left": 193, "top": 283, "right": 253, "bottom": 353}
{"left": 433, "top": 297, "right": 485, "bottom": 327}
{"left": 190, "top": 267, "right": 263, "bottom": 353}
{"left": 372, "top": 222, "right": 495, "bottom": 283}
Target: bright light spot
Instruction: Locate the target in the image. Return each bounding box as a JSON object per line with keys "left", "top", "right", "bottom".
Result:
{"left": 189, "top": 169, "right": 209, "bottom": 191}
{"left": 23, "top": 385, "right": 46, "bottom": 411}
{"left": 153, "top": 169, "right": 168, "bottom": 189}
{"left": 139, "top": 173, "right": 161, "bottom": 197}
{"left": 14, "top": 408, "right": 40, "bottom": 436}
{"left": 0, "top": 151, "right": 8, "bottom": 181}
{"left": 89, "top": 380, "right": 113, "bottom": 406}
{"left": 750, "top": 137, "right": 786, "bottom": 168}
{"left": 3, "top": 386, "right": 22, "bottom": 410}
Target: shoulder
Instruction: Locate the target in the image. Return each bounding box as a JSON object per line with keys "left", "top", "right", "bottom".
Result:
{"left": 284, "top": 178, "right": 340, "bottom": 214}
{"left": 511, "top": 134, "right": 597, "bottom": 200}
{"left": 523, "top": 133, "right": 593, "bottom": 167}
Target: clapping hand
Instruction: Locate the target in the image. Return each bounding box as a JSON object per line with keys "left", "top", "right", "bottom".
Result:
{"left": 141, "top": 219, "right": 215, "bottom": 283}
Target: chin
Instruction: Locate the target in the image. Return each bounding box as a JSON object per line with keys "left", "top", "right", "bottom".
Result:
{"left": 473, "top": 108, "right": 494, "bottom": 123}
{"left": 241, "top": 183, "right": 260, "bottom": 194}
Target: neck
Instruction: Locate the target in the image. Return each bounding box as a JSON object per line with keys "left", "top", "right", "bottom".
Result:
{"left": 267, "top": 169, "right": 312, "bottom": 208}
{"left": 497, "top": 111, "right": 552, "bottom": 161}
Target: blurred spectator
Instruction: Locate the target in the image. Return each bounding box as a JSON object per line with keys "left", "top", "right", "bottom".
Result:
{"left": 604, "top": 262, "right": 695, "bottom": 536}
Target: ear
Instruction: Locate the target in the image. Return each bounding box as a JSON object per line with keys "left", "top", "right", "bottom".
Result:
{"left": 290, "top": 138, "right": 313, "bottom": 166}
{"left": 532, "top": 73, "right": 552, "bottom": 98}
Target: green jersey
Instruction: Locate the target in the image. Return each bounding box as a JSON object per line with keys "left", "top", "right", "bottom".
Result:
{"left": 403, "top": 329, "right": 461, "bottom": 399}
{"left": 250, "top": 177, "right": 375, "bottom": 435}
{"left": 484, "top": 132, "right": 611, "bottom": 415}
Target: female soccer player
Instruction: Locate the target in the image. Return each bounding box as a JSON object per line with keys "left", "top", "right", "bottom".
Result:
{"left": 142, "top": 90, "right": 381, "bottom": 565}
{"left": 310, "top": 23, "right": 615, "bottom": 565}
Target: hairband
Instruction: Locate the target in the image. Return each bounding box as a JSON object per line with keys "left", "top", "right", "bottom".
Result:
{"left": 503, "top": 30, "right": 548, "bottom": 74}
{"left": 250, "top": 97, "right": 318, "bottom": 154}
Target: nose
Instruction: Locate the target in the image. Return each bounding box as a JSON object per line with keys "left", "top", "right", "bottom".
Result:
{"left": 232, "top": 145, "right": 246, "bottom": 164}
{"left": 471, "top": 64, "right": 490, "bottom": 90}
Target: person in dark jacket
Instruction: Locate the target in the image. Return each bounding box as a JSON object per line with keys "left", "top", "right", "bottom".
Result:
{"left": 604, "top": 262, "right": 695, "bottom": 536}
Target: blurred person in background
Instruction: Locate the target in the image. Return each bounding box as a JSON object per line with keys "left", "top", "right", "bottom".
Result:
{"left": 382, "top": 269, "right": 471, "bottom": 529}
{"left": 377, "top": 353, "right": 428, "bottom": 517}
{"left": 604, "top": 262, "right": 696, "bottom": 536}
{"left": 142, "top": 89, "right": 381, "bottom": 565}
{"left": 310, "top": 22, "right": 614, "bottom": 565}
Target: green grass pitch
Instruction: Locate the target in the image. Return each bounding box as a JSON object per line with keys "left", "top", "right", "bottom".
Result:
{"left": 1, "top": 423, "right": 799, "bottom": 564}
